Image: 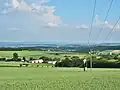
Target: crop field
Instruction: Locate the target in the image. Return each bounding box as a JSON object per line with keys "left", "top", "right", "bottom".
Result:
{"left": 0, "top": 67, "right": 120, "bottom": 90}
{"left": 0, "top": 50, "right": 87, "bottom": 59}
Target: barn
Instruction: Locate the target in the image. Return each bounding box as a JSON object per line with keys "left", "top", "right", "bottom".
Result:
{"left": 31, "top": 59, "right": 44, "bottom": 63}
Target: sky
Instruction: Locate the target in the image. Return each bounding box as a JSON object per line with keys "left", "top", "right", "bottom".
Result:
{"left": 0, "top": 0, "right": 120, "bottom": 44}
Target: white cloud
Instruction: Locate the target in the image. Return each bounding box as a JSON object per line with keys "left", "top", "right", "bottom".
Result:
{"left": 12, "top": 0, "right": 32, "bottom": 12}
{"left": 8, "top": 28, "right": 20, "bottom": 31}
{"left": 75, "top": 14, "right": 120, "bottom": 31}
{"left": 1, "top": 1, "right": 120, "bottom": 33}
{"left": 80, "top": 24, "right": 89, "bottom": 29}
{"left": 40, "top": 0, "right": 49, "bottom": 4}
{"left": 1, "top": 0, "right": 61, "bottom": 27}
{"left": 76, "top": 24, "right": 89, "bottom": 29}
{"left": 12, "top": 0, "right": 20, "bottom": 8}
{"left": 93, "top": 14, "right": 120, "bottom": 30}
{"left": 47, "top": 23, "right": 59, "bottom": 27}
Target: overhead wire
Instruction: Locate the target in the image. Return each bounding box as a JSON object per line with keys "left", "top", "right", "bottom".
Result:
{"left": 87, "top": 0, "right": 96, "bottom": 70}
{"left": 100, "top": 16, "right": 120, "bottom": 51}
{"left": 88, "top": 0, "right": 96, "bottom": 49}
{"left": 104, "top": 16, "right": 120, "bottom": 43}
{"left": 91, "top": 0, "right": 114, "bottom": 51}
{"left": 95, "top": 0, "right": 114, "bottom": 43}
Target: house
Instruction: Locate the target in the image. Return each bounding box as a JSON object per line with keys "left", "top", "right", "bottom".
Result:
{"left": 112, "top": 50, "right": 120, "bottom": 54}
{"left": 32, "top": 59, "right": 43, "bottom": 63}
{"left": 48, "top": 61, "right": 57, "bottom": 65}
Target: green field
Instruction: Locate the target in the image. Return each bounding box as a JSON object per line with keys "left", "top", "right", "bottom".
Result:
{"left": 0, "top": 67, "right": 120, "bottom": 90}
{"left": 0, "top": 51, "right": 87, "bottom": 59}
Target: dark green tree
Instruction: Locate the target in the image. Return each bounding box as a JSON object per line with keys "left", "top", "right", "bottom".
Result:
{"left": 13, "top": 52, "right": 19, "bottom": 61}
{"left": 22, "top": 57, "right": 26, "bottom": 61}
{"left": 30, "top": 57, "right": 33, "bottom": 60}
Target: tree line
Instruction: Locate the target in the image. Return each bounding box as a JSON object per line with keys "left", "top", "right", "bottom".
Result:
{"left": 1, "top": 52, "right": 120, "bottom": 68}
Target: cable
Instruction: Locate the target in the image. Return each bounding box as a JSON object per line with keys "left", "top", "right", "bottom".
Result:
{"left": 88, "top": 0, "right": 96, "bottom": 48}
{"left": 99, "top": 16, "right": 120, "bottom": 51}
{"left": 96, "top": 0, "right": 114, "bottom": 43}
{"left": 91, "top": 0, "right": 114, "bottom": 51}
{"left": 87, "top": 0, "right": 96, "bottom": 71}
{"left": 104, "top": 16, "right": 120, "bottom": 42}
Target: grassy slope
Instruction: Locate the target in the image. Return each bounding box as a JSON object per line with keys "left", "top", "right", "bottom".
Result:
{"left": 0, "top": 51, "right": 87, "bottom": 59}
{"left": 0, "top": 68, "right": 120, "bottom": 90}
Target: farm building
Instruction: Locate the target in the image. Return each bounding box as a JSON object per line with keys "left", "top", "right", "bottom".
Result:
{"left": 31, "top": 59, "right": 43, "bottom": 63}
{"left": 48, "top": 61, "right": 57, "bottom": 65}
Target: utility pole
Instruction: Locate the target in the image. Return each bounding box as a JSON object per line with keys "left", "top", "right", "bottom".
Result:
{"left": 83, "top": 59, "right": 87, "bottom": 71}
{"left": 89, "top": 50, "right": 92, "bottom": 72}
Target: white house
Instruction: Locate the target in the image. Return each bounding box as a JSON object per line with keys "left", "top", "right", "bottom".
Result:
{"left": 48, "top": 61, "right": 57, "bottom": 65}
{"left": 32, "top": 59, "right": 43, "bottom": 63}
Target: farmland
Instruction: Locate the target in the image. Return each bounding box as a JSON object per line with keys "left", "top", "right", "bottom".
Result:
{"left": 0, "top": 49, "right": 120, "bottom": 90}
{"left": 0, "top": 50, "right": 87, "bottom": 59}
{"left": 0, "top": 67, "right": 120, "bottom": 90}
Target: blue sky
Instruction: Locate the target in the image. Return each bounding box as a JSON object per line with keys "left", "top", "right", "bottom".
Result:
{"left": 0, "top": 0, "right": 120, "bottom": 44}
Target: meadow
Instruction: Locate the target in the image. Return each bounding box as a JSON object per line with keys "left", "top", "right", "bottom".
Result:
{"left": 0, "top": 50, "right": 87, "bottom": 59}
{"left": 0, "top": 67, "right": 120, "bottom": 90}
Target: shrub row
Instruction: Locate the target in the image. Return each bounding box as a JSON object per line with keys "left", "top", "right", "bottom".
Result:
{"left": 55, "top": 58, "right": 120, "bottom": 68}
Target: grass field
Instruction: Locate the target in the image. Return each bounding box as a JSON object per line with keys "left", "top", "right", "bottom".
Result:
{"left": 0, "top": 51, "right": 87, "bottom": 59}
{"left": 0, "top": 67, "right": 120, "bottom": 90}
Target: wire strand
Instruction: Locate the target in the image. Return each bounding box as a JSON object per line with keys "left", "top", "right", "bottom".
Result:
{"left": 88, "top": 0, "right": 96, "bottom": 48}
{"left": 105, "top": 17, "right": 120, "bottom": 42}
{"left": 96, "top": 0, "right": 114, "bottom": 43}
{"left": 91, "top": 0, "right": 114, "bottom": 51}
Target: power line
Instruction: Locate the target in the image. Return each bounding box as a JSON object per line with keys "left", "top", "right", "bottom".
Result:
{"left": 88, "top": 0, "right": 96, "bottom": 47}
{"left": 104, "top": 16, "right": 120, "bottom": 43}
{"left": 87, "top": 0, "right": 114, "bottom": 71}
{"left": 96, "top": 0, "right": 114, "bottom": 43}
{"left": 97, "top": 16, "right": 120, "bottom": 51}
{"left": 91, "top": 0, "right": 114, "bottom": 52}
{"left": 87, "top": 0, "right": 96, "bottom": 71}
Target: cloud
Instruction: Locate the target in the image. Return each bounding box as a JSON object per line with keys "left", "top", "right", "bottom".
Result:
{"left": 39, "top": 0, "right": 49, "bottom": 4}
{"left": 8, "top": 28, "right": 20, "bottom": 31}
{"left": 93, "top": 14, "right": 120, "bottom": 30}
{"left": 12, "top": 0, "right": 33, "bottom": 11}
{"left": 76, "top": 24, "right": 89, "bottom": 29}
{"left": 47, "top": 23, "right": 59, "bottom": 27}
{"left": 75, "top": 14, "right": 120, "bottom": 32}
{"left": 1, "top": 0, "right": 61, "bottom": 27}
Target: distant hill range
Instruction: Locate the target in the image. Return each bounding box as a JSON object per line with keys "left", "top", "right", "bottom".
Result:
{"left": 99, "top": 43, "right": 120, "bottom": 46}
{"left": 0, "top": 42, "right": 119, "bottom": 52}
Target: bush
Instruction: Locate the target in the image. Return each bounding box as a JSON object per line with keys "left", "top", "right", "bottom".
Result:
{"left": 0, "top": 58, "right": 6, "bottom": 61}
{"left": 55, "top": 57, "right": 120, "bottom": 68}
{"left": 55, "top": 57, "right": 83, "bottom": 67}
{"left": 30, "top": 57, "right": 33, "bottom": 60}
{"left": 55, "top": 53, "right": 59, "bottom": 55}
{"left": 39, "top": 56, "right": 53, "bottom": 63}
{"left": 87, "top": 60, "right": 120, "bottom": 68}
{"left": 52, "top": 58, "right": 60, "bottom": 61}
{"left": 6, "top": 58, "right": 21, "bottom": 62}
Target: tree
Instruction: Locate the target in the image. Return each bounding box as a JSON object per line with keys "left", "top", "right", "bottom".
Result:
{"left": 118, "top": 55, "right": 120, "bottom": 61}
{"left": 13, "top": 52, "right": 19, "bottom": 60}
{"left": 55, "top": 53, "right": 59, "bottom": 55}
{"left": 52, "top": 58, "right": 60, "bottom": 61}
{"left": 22, "top": 57, "right": 26, "bottom": 61}
{"left": 30, "top": 57, "right": 33, "bottom": 60}
{"left": 62, "top": 58, "right": 73, "bottom": 67}
{"left": 113, "top": 55, "right": 118, "bottom": 60}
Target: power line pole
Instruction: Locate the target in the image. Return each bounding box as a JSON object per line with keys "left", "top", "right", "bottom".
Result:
{"left": 89, "top": 50, "right": 93, "bottom": 71}
{"left": 87, "top": 0, "right": 96, "bottom": 72}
